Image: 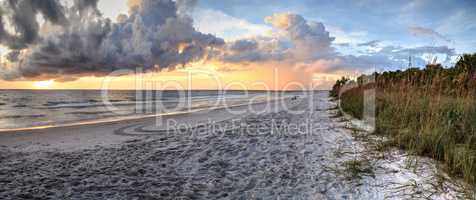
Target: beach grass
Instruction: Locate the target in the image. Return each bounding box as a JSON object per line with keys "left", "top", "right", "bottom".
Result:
{"left": 343, "top": 159, "right": 374, "bottom": 180}
{"left": 332, "top": 53, "right": 476, "bottom": 184}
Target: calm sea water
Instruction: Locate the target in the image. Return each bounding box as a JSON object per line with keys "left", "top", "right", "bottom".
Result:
{"left": 0, "top": 90, "right": 300, "bottom": 130}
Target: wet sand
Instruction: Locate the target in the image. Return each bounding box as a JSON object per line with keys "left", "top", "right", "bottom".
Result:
{"left": 0, "top": 92, "right": 470, "bottom": 199}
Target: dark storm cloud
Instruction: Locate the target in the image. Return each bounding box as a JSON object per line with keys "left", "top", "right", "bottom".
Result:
{"left": 0, "top": 0, "right": 67, "bottom": 49}
{"left": 229, "top": 39, "right": 258, "bottom": 52}
{"left": 5, "top": 50, "right": 20, "bottom": 62}
{"left": 72, "top": 0, "right": 101, "bottom": 15}
{"left": 0, "top": 0, "right": 224, "bottom": 80}
{"left": 0, "top": 11, "right": 7, "bottom": 42}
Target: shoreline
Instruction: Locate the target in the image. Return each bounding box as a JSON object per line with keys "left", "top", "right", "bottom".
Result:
{"left": 0, "top": 96, "right": 293, "bottom": 133}
{"left": 0, "top": 96, "right": 300, "bottom": 152}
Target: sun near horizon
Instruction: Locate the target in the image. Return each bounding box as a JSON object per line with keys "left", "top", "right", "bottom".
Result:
{"left": 32, "top": 80, "right": 55, "bottom": 89}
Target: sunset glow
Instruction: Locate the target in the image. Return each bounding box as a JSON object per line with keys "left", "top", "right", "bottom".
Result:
{"left": 33, "top": 80, "right": 54, "bottom": 89}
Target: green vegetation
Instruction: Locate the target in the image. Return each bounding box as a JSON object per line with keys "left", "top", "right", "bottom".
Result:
{"left": 340, "top": 85, "right": 364, "bottom": 119}
{"left": 330, "top": 77, "right": 350, "bottom": 98}
{"left": 332, "top": 53, "right": 476, "bottom": 184}
{"left": 343, "top": 159, "right": 374, "bottom": 180}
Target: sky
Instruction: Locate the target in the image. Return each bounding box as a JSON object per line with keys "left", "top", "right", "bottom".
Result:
{"left": 0, "top": 0, "right": 475, "bottom": 90}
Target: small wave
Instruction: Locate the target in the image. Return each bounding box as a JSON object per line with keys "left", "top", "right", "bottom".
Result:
{"left": 45, "top": 100, "right": 79, "bottom": 106}
{"left": 0, "top": 114, "right": 46, "bottom": 119}
{"left": 0, "top": 102, "right": 6, "bottom": 106}
{"left": 40, "top": 99, "right": 186, "bottom": 109}
{"left": 44, "top": 100, "right": 96, "bottom": 106}
{"left": 65, "top": 111, "right": 114, "bottom": 115}
{"left": 42, "top": 102, "right": 99, "bottom": 109}
{"left": 41, "top": 101, "right": 134, "bottom": 109}
{"left": 13, "top": 104, "right": 27, "bottom": 108}
{"left": 44, "top": 99, "right": 124, "bottom": 106}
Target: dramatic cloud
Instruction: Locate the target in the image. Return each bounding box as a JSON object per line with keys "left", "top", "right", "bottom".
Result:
{"left": 0, "top": 2, "right": 460, "bottom": 83}
{"left": 0, "top": 0, "right": 224, "bottom": 80}
{"left": 216, "top": 13, "right": 336, "bottom": 64}
{"left": 228, "top": 39, "right": 258, "bottom": 52}
{"left": 264, "top": 13, "right": 335, "bottom": 60}
{"left": 0, "top": 0, "right": 67, "bottom": 49}
{"left": 408, "top": 26, "right": 451, "bottom": 42}
{"left": 219, "top": 37, "right": 287, "bottom": 63}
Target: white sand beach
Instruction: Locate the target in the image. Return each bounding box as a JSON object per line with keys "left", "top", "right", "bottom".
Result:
{"left": 0, "top": 92, "right": 470, "bottom": 199}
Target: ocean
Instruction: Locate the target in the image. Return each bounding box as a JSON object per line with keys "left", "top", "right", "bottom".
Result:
{"left": 0, "top": 90, "right": 301, "bottom": 130}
